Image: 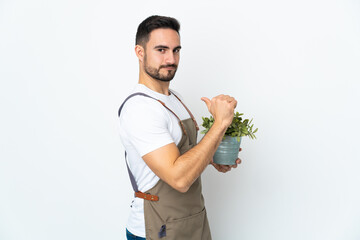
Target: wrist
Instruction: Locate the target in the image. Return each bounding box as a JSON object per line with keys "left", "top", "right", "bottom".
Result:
{"left": 212, "top": 120, "right": 228, "bottom": 133}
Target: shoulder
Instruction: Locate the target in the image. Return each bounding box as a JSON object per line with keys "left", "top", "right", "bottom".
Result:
{"left": 119, "top": 94, "right": 169, "bottom": 126}
{"left": 122, "top": 94, "right": 162, "bottom": 111}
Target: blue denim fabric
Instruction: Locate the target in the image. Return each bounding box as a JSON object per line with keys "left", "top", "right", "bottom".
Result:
{"left": 126, "top": 229, "right": 146, "bottom": 240}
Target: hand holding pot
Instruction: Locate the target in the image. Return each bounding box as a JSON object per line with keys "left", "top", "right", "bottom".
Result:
{"left": 211, "top": 158, "right": 242, "bottom": 173}
{"left": 201, "top": 94, "right": 237, "bottom": 129}
{"left": 211, "top": 148, "right": 242, "bottom": 173}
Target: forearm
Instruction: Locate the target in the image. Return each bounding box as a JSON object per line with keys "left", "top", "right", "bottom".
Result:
{"left": 173, "top": 121, "right": 227, "bottom": 192}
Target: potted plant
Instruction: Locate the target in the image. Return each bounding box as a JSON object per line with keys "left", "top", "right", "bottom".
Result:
{"left": 201, "top": 112, "right": 258, "bottom": 165}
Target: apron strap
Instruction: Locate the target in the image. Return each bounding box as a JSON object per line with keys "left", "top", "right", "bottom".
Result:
{"left": 119, "top": 93, "right": 157, "bottom": 193}
{"left": 118, "top": 92, "right": 188, "bottom": 135}
{"left": 118, "top": 91, "right": 191, "bottom": 200}
{"left": 169, "top": 90, "right": 200, "bottom": 131}
{"left": 125, "top": 151, "right": 139, "bottom": 192}
{"left": 118, "top": 92, "right": 158, "bottom": 117}
{"left": 135, "top": 191, "right": 159, "bottom": 201}
{"left": 156, "top": 100, "right": 188, "bottom": 136}
{"left": 126, "top": 151, "right": 158, "bottom": 201}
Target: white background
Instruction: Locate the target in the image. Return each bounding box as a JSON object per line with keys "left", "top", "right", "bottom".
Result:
{"left": 1, "top": 0, "right": 360, "bottom": 239}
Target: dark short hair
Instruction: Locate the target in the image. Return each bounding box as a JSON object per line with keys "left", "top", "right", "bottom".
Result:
{"left": 135, "top": 15, "right": 180, "bottom": 47}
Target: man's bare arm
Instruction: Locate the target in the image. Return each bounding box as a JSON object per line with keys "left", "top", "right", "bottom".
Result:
{"left": 142, "top": 94, "right": 236, "bottom": 193}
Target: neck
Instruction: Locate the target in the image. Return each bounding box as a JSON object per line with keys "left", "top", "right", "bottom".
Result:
{"left": 138, "top": 68, "right": 171, "bottom": 96}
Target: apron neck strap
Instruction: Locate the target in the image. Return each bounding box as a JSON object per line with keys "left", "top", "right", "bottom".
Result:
{"left": 169, "top": 90, "right": 200, "bottom": 131}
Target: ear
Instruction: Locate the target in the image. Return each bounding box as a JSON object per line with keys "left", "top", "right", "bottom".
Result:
{"left": 135, "top": 45, "right": 145, "bottom": 62}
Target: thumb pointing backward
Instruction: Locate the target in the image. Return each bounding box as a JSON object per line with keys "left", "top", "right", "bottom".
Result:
{"left": 201, "top": 97, "right": 211, "bottom": 110}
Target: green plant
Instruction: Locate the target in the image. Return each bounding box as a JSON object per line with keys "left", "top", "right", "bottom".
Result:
{"left": 201, "top": 112, "right": 258, "bottom": 141}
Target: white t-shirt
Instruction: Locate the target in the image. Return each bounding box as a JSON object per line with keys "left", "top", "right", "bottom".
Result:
{"left": 118, "top": 84, "right": 192, "bottom": 237}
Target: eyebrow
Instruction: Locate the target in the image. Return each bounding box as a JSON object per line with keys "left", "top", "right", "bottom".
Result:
{"left": 154, "top": 45, "right": 182, "bottom": 50}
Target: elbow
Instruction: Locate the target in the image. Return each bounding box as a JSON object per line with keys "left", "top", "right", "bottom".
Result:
{"left": 172, "top": 179, "right": 190, "bottom": 193}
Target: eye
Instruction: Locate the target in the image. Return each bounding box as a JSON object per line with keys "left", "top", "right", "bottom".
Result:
{"left": 174, "top": 48, "right": 180, "bottom": 53}
{"left": 158, "top": 49, "right": 165, "bottom": 53}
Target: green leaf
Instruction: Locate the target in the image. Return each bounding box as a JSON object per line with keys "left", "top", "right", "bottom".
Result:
{"left": 201, "top": 111, "right": 258, "bottom": 140}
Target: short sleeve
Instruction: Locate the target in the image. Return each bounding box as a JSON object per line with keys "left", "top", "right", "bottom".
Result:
{"left": 119, "top": 96, "right": 175, "bottom": 157}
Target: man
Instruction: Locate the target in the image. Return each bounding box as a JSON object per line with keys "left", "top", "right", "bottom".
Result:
{"left": 118, "top": 15, "right": 241, "bottom": 240}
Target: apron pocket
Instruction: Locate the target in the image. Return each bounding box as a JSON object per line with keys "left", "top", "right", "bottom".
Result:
{"left": 164, "top": 207, "right": 208, "bottom": 240}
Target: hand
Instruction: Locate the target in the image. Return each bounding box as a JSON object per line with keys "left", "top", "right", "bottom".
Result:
{"left": 211, "top": 148, "right": 242, "bottom": 173}
{"left": 211, "top": 158, "right": 242, "bottom": 173}
{"left": 201, "top": 94, "right": 237, "bottom": 129}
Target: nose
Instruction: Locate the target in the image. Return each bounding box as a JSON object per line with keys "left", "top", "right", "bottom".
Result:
{"left": 165, "top": 51, "right": 176, "bottom": 65}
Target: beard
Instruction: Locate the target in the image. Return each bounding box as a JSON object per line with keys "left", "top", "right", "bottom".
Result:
{"left": 144, "top": 55, "right": 177, "bottom": 82}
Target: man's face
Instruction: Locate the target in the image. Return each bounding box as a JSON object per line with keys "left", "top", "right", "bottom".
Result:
{"left": 143, "top": 28, "right": 181, "bottom": 82}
